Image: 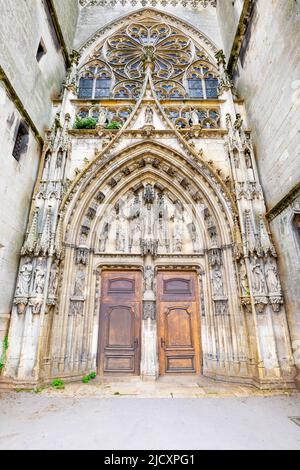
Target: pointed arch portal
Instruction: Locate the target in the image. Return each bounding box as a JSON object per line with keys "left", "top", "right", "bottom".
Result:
{"left": 3, "top": 7, "right": 296, "bottom": 391}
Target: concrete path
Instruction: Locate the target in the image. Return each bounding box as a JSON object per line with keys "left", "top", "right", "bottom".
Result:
{"left": 0, "top": 392, "right": 300, "bottom": 450}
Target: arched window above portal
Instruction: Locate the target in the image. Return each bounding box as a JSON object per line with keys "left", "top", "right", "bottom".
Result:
{"left": 78, "top": 61, "right": 112, "bottom": 99}
{"left": 77, "top": 20, "right": 220, "bottom": 102}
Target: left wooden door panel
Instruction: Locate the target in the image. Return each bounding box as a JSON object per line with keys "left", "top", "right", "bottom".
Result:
{"left": 98, "top": 271, "right": 142, "bottom": 375}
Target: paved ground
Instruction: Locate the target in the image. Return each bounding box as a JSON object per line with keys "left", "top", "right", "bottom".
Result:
{"left": 0, "top": 378, "right": 300, "bottom": 450}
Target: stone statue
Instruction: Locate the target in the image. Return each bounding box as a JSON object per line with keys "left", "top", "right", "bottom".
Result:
{"left": 213, "top": 266, "right": 224, "bottom": 296}
{"left": 34, "top": 262, "right": 46, "bottom": 295}
{"left": 144, "top": 266, "right": 154, "bottom": 291}
{"left": 16, "top": 258, "right": 33, "bottom": 296}
{"left": 266, "top": 264, "right": 281, "bottom": 293}
{"left": 99, "top": 222, "right": 110, "bottom": 252}
{"left": 252, "top": 264, "right": 266, "bottom": 295}
{"left": 116, "top": 219, "right": 126, "bottom": 252}
{"left": 190, "top": 108, "right": 200, "bottom": 127}
{"left": 145, "top": 106, "right": 154, "bottom": 125}
{"left": 245, "top": 149, "right": 252, "bottom": 169}
{"left": 74, "top": 267, "right": 86, "bottom": 297}
{"left": 239, "top": 260, "right": 249, "bottom": 296}
{"left": 98, "top": 107, "right": 108, "bottom": 126}
{"left": 49, "top": 260, "right": 60, "bottom": 296}
{"left": 173, "top": 224, "right": 183, "bottom": 252}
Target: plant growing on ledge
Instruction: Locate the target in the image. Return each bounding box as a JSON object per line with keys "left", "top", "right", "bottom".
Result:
{"left": 51, "top": 379, "right": 65, "bottom": 390}
{"left": 82, "top": 372, "right": 97, "bottom": 384}
{"left": 0, "top": 336, "right": 8, "bottom": 372}
{"left": 74, "top": 117, "right": 97, "bottom": 130}
{"left": 105, "top": 121, "right": 123, "bottom": 130}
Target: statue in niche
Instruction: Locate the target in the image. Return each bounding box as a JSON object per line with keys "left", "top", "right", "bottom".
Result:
{"left": 173, "top": 224, "right": 183, "bottom": 252}
{"left": 74, "top": 267, "right": 86, "bottom": 297}
{"left": 252, "top": 264, "right": 266, "bottom": 295}
{"left": 130, "top": 195, "right": 141, "bottom": 220}
{"left": 234, "top": 114, "right": 243, "bottom": 133}
{"left": 145, "top": 106, "right": 154, "bottom": 125}
{"left": 144, "top": 184, "right": 155, "bottom": 205}
{"left": 144, "top": 266, "right": 154, "bottom": 292}
{"left": 266, "top": 263, "right": 281, "bottom": 293}
{"left": 187, "top": 222, "right": 200, "bottom": 252}
{"left": 49, "top": 260, "right": 60, "bottom": 296}
{"left": 34, "top": 262, "right": 46, "bottom": 295}
{"left": 99, "top": 222, "right": 110, "bottom": 252}
{"left": 116, "top": 218, "right": 126, "bottom": 252}
{"left": 98, "top": 107, "right": 108, "bottom": 126}
{"left": 245, "top": 149, "right": 252, "bottom": 169}
{"left": 42, "top": 152, "right": 51, "bottom": 180}
{"left": 190, "top": 108, "right": 200, "bottom": 127}
{"left": 239, "top": 260, "right": 249, "bottom": 296}
{"left": 213, "top": 266, "right": 224, "bottom": 296}
{"left": 56, "top": 151, "right": 63, "bottom": 169}
{"left": 16, "top": 258, "right": 33, "bottom": 296}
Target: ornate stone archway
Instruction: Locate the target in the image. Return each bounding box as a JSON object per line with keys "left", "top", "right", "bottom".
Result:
{"left": 2, "top": 7, "right": 296, "bottom": 390}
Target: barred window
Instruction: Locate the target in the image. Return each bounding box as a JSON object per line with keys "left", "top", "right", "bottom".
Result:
{"left": 12, "top": 122, "right": 29, "bottom": 162}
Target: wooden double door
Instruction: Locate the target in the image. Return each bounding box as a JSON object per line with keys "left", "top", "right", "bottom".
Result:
{"left": 98, "top": 271, "right": 201, "bottom": 376}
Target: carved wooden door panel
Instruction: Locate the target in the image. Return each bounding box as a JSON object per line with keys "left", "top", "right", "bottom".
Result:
{"left": 157, "top": 272, "right": 201, "bottom": 375}
{"left": 98, "top": 271, "right": 142, "bottom": 375}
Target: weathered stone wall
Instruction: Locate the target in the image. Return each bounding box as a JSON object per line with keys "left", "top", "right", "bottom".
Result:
{"left": 216, "top": 0, "right": 244, "bottom": 58}
{"left": 0, "top": 0, "right": 78, "bottom": 135}
{"left": 75, "top": 4, "right": 222, "bottom": 49}
{"left": 52, "top": 0, "right": 79, "bottom": 52}
{"left": 218, "top": 0, "right": 300, "bottom": 374}
{"left": 0, "top": 82, "right": 41, "bottom": 352}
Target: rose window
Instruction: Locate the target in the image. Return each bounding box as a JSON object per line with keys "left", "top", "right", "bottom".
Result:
{"left": 104, "top": 22, "right": 194, "bottom": 82}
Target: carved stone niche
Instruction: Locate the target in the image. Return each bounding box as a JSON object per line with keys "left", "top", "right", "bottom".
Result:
{"left": 143, "top": 301, "right": 156, "bottom": 321}
{"left": 69, "top": 300, "right": 84, "bottom": 318}
{"left": 75, "top": 247, "right": 89, "bottom": 265}
{"left": 95, "top": 191, "right": 105, "bottom": 204}
{"left": 214, "top": 300, "right": 229, "bottom": 317}
{"left": 208, "top": 248, "right": 222, "bottom": 267}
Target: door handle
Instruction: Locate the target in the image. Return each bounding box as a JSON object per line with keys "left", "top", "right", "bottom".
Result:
{"left": 161, "top": 337, "right": 165, "bottom": 349}
{"left": 134, "top": 338, "right": 139, "bottom": 350}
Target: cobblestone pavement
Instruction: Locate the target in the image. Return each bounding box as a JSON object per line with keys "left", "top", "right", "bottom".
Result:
{"left": 0, "top": 377, "right": 300, "bottom": 450}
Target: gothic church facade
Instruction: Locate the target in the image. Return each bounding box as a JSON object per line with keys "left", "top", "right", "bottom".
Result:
{"left": 0, "top": 0, "right": 299, "bottom": 390}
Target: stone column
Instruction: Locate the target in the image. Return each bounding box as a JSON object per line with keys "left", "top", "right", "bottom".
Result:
{"left": 140, "top": 265, "right": 159, "bottom": 380}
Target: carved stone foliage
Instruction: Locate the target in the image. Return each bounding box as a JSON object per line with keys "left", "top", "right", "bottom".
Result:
{"left": 143, "top": 301, "right": 156, "bottom": 321}
{"left": 76, "top": 247, "right": 89, "bottom": 265}
{"left": 79, "top": 0, "right": 217, "bottom": 7}
{"left": 214, "top": 300, "right": 229, "bottom": 316}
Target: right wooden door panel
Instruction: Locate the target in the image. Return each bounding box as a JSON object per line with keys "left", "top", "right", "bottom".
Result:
{"left": 157, "top": 272, "right": 201, "bottom": 375}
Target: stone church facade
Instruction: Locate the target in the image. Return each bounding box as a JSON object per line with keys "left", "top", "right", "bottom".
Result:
{"left": 0, "top": 0, "right": 299, "bottom": 390}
